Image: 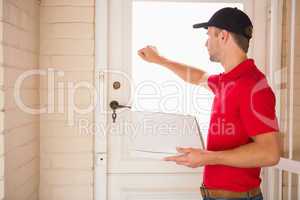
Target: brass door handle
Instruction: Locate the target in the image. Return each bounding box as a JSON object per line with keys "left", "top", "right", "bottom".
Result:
{"left": 109, "top": 100, "right": 131, "bottom": 110}
{"left": 109, "top": 100, "right": 131, "bottom": 123}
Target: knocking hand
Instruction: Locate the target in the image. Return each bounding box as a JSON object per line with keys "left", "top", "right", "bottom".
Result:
{"left": 137, "top": 45, "right": 163, "bottom": 64}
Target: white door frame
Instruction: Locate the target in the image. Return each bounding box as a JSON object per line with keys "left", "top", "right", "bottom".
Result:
{"left": 264, "top": 0, "right": 283, "bottom": 199}
{"left": 94, "top": 1, "right": 109, "bottom": 200}
{"left": 94, "top": 1, "right": 269, "bottom": 200}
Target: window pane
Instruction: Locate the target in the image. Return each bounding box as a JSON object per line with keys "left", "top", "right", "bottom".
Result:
{"left": 132, "top": 1, "right": 243, "bottom": 142}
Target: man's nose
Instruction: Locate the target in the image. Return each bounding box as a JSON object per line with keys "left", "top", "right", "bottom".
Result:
{"left": 205, "top": 40, "right": 208, "bottom": 47}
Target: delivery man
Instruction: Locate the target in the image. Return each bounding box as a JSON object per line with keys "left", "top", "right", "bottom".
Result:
{"left": 137, "top": 7, "right": 280, "bottom": 200}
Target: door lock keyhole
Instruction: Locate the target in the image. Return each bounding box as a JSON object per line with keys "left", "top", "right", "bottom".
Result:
{"left": 109, "top": 100, "right": 131, "bottom": 123}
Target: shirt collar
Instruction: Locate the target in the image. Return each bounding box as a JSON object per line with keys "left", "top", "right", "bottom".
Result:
{"left": 220, "top": 59, "right": 255, "bottom": 81}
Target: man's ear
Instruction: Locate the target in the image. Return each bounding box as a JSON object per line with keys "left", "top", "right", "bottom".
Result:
{"left": 220, "top": 30, "right": 230, "bottom": 43}
{"left": 220, "top": 30, "right": 229, "bottom": 42}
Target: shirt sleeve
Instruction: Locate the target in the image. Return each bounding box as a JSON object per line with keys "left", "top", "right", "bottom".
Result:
{"left": 240, "top": 82, "right": 279, "bottom": 137}
{"left": 207, "top": 74, "right": 220, "bottom": 94}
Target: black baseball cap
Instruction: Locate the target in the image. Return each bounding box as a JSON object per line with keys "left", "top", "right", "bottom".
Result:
{"left": 193, "top": 7, "right": 253, "bottom": 40}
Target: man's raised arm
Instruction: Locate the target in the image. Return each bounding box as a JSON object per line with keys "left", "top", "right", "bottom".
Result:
{"left": 138, "top": 45, "right": 209, "bottom": 86}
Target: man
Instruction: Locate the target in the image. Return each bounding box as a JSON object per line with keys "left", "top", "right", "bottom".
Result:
{"left": 137, "top": 7, "right": 280, "bottom": 200}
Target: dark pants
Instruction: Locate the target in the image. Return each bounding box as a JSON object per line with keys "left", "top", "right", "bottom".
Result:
{"left": 203, "top": 194, "right": 263, "bottom": 200}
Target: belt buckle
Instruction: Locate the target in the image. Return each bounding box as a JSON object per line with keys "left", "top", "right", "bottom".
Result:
{"left": 200, "top": 184, "right": 208, "bottom": 198}
{"left": 247, "top": 187, "right": 261, "bottom": 198}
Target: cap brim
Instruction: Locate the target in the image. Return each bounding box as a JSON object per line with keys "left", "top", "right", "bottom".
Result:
{"left": 193, "top": 22, "right": 209, "bottom": 29}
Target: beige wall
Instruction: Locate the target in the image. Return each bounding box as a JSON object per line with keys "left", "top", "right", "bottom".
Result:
{"left": 39, "top": 0, "right": 95, "bottom": 199}
{"left": 0, "top": 0, "right": 40, "bottom": 200}
{"left": 0, "top": 1, "right": 5, "bottom": 199}
{"left": 0, "top": 0, "right": 96, "bottom": 199}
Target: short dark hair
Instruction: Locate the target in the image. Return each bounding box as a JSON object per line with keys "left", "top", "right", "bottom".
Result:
{"left": 230, "top": 32, "right": 250, "bottom": 53}
{"left": 213, "top": 27, "right": 250, "bottom": 53}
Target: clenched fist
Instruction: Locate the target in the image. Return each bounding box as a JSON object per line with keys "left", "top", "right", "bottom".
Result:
{"left": 137, "top": 45, "right": 163, "bottom": 64}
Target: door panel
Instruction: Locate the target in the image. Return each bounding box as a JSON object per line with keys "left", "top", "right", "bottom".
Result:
{"left": 108, "top": 174, "right": 202, "bottom": 200}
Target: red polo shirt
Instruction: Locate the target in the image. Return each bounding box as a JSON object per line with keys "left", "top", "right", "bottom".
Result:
{"left": 204, "top": 59, "right": 279, "bottom": 192}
